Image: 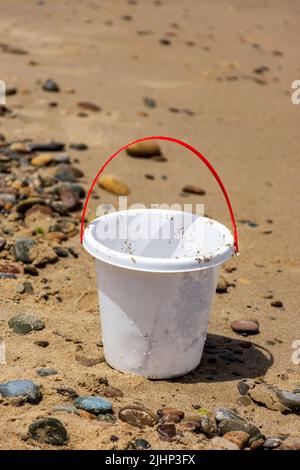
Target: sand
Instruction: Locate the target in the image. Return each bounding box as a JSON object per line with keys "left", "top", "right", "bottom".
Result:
{"left": 0, "top": 0, "right": 299, "bottom": 450}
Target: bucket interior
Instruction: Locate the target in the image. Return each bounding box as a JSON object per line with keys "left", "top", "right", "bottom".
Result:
{"left": 84, "top": 210, "right": 234, "bottom": 271}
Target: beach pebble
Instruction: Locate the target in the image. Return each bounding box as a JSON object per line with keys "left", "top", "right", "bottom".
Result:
{"left": 143, "top": 97, "right": 157, "bottom": 108}
{"left": 16, "top": 198, "right": 45, "bottom": 214}
{"left": 0, "top": 263, "right": 20, "bottom": 274}
{"left": 248, "top": 384, "right": 285, "bottom": 412}
{"left": 14, "top": 239, "right": 38, "bottom": 263}
{"left": 34, "top": 340, "right": 49, "bottom": 348}
{"left": 182, "top": 185, "right": 206, "bottom": 195}
{"left": 53, "top": 247, "right": 69, "bottom": 258}
{"left": 74, "top": 396, "right": 112, "bottom": 414}
{"left": 103, "top": 386, "right": 123, "bottom": 398}
{"left": 199, "top": 412, "right": 218, "bottom": 438}
{"left": 30, "top": 142, "right": 65, "bottom": 152}
{"left": 263, "top": 437, "right": 282, "bottom": 449}
{"left": 0, "top": 239, "right": 6, "bottom": 251}
{"left": 97, "top": 413, "right": 117, "bottom": 423}
{"left": 28, "top": 418, "right": 68, "bottom": 445}
{"left": 0, "top": 379, "right": 42, "bottom": 403}
{"left": 9, "top": 142, "right": 31, "bottom": 153}
{"left": 24, "top": 265, "right": 39, "bottom": 276}
{"left": 218, "top": 418, "right": 262, "bottom": 440}
{"left": 214, "top": 407, "right": 243, "bottom": 423}
{"left": 77, "top": 101, "right": 101, "bottom": 112}
{"left": 36, "top": 367, "right": 57, "bottom": 377}
{"left": 42, "top": 79, "right": 60, "bottom": 92}
{"left": 58, "top": 186, "right": 80, "bottom": 211}
{"left": 250, "top": 438, "right": 265, "bottom": 450}
{"left": 275, "top": 389, "right": 300, "bottom": 410}
{"left": 216, "top": 276, "right": 228, "bottom": 293}
{"left": 157, "top": 407, "right": 184, "bottom": 420}
{"left": 31, "top": 153, "right": 54, "bottom": 166}
{"left": 52, "top": 404, "right": 78, "bottom": 414}
{"left": 130, "top": 438, "right": 151, "bottom": 450}
{"left": 238, "top": 381, "right": 251, "bottom": 396}
{"left": 223, "top": 431, "right": 249, "bottom": 449}
{"left": 69, "top": 143, "right": 88, "bottom": 151}
{"left": 271, "top": 300, "right": 283, "bottom": 308}
{"left": 98, "top": 174, "right": 130, "bottom": 196}
{"left": 56, "top": 386, "right": 78, "bottom": 399}
{"left": 119, "top": 405, "right": 158, "bottom": 427}
{"left": 231, "top": 320, "right": 259, "bottom": 335}
{"left": 157, "top": 423, "right": 176, "bottom": 440}
{"left": 207, "top": 437, "right": 239, "bottom": 450}
{"left": 8, "top": 314, "right": 45, "bottom": 335}
{"left": 54, "top": 164, "right": 84, "bottom": 182}
{"left": 126, "top": 141, "right": 161, "bottom": 158}
{"left": 0, "top": 133, "right": 5, "bottom": 141}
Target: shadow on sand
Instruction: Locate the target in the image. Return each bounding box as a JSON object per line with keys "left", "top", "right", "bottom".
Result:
{"left": 169, "top": 333, "right": 273, "bottom": 384}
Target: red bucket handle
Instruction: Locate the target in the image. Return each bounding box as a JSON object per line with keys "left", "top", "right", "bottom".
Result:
{"left": 80, "top": 136, "right": 239, "bottom": 253}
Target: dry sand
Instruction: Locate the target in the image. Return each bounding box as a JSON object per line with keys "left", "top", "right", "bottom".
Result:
{"left": 0, "top": 0, "right": 299, "bottom": 450}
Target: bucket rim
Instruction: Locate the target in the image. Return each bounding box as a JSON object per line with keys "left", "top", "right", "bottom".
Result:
{"left": 83, "top": 209, "right": 234, "bottom": 273}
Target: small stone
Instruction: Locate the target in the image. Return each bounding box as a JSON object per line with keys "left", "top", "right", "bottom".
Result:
{"left": 34, "top": 340, "right": 49, "bottom": 348}
{"left": 8, "top": 314, "right": 45, "bottom": 335}
{"left": 75, "top": 354, "right": 105, "bottom": 367}
{"left": 248, "top": 384, "right": 285, "bottom": 412}
{"left": 157, "top": 423, "right": 176, "bottom": 441}
{"left": 29, "top": 142, "right": 65, "bottom": 152}
{"left": 214, "top": 407, "right": 243, "bottom": 424}
{"left": 254, "top": 65, "right": 269, "bottom": 74}
{"left": 0, "top": 263, "right": 20, "bottom": 274}
{"left": 0, "top": 133, "right": 5, "bottom": 142}
{"left": 31, "top": 154, "right": 54, "bottom": 166}
{"left": 159, "top": 38, "right": 171, "bottom": 46}
{"left": 56, "top": 386, "right": 78, "bottom": 399}
{"left": 126, "top": 141, "right": 161, "bottom": 158}
{"left": 145, "top": 174, "right": 155, "bottom": 180}
{"left": 68, "top": 247, "right": 79, "bottom": 258}
{"left": 53, "top": 247, "right": 69, "bottom": 258}
{"left": 98, "top": 174, "right": 130, "bottom": 196}
{"left": 16, "top": 198, "right": 45, "bottom": 214}
{"left": 216, "top": 276, "right": 228, "bottom": 293}
{"left": 77, "top": 101, "right": 101, "bottom": 112}
{"left": 237, "top": 396, "right": 252, "bottom": 407}
{"left": 119, "top": 405, "right": 158, "bottom": 428}
{"left": 198, "top": 411, "right": 217, "bottom": 438}
{"left": 238, "top": 381, "right": 250, "bottom": 396}
{"left": 218, "top": 419, "right": 262, "bottom": 440}
{"left": 157, "top": 407, "right": 184, "bottom": 420}
{"left": 74, "top": 396, "right": 112, "bottom": 414}
{"left": 42, "top": 79, "right": 60, "bottom": 92}
{"left": 97, "top": 413, "right": 117, "bottom": 423}
{"left": 181, "top": 421, "right": 201, "bottom": 432}
{"left": 275, "top": 389, "right": 300, "bottom": 410}
{"left": 130, "top": 438, "right": 151, "bottom": 450}
{"left": 207, "top": 436, "right": 239, "bottom": 450}
{"left": 231, "top": 320, "right": 259, "bottom": 335}
{"left": 54, "top": 154, "right": 70, "bottom": 164}
{"left": 9, "top": 142, "right": 31, "bottom": 153}
{"left": 182, "top": 185, "right": 206, "bottom": 195}
{"left": 143, "top": 97, "right": 157, "bottom": 108}
{"left": 250, "top": 438, "right": 265, "bottom": 450}
{"left": 223, "top": 431, "right": 249, "bottom": 449}
{"left": 24, "top": 265, "right": 39, "bottom": 276}
{"left": 0, "top": 239, "right": 6, "bottom": 251}
{"left": 25, "top": 205, "right": 54, "bottom": 232}
{"left": 69, "top": 143, "right": 88, "bottom": 151}
{"left": 52, "top": 404, "right": 78, "bottom": 414}
{"left": 28, "top": 418, "right": 68, "bottom": 446}
{"left": 78, "top": 410, "right": 97, "bottom": 420}
{"left": 271, "top": 300, "right": 283, "bottom": 308}
{"left": 58, "top": 186, "right": 80, "bottom": 211}
{"left": 23, "top": 281, "right": 34, "bottom": 294}
{"left": 0, "top": 379, "right": 42, "bottom": 403}
{"left": 103, "top": 386, "right": 123, "bottom": 398}
{"left": 36, "top": 367, "right": 57, "bottom": 377}
{"left": 54, "top": 164, "right": 84, "bottom": 182}
{"left": 263, "top": 437, "right": 282, "bottom": 449}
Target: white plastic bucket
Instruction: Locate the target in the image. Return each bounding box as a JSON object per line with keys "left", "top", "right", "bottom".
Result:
{"left": 83, "top": 209, "right": 235, "bottom": 378}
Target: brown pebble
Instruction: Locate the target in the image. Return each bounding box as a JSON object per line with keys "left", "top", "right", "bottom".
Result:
{"left": 126, "top": 141, "right": 161, "bottom": 158}
{"left": 119, "top": 405, "right": 158, "bottom": 428}
{"left": 216, "top": 276, "right": 228, "bottom": 293}
{"left": 34, "top": 340, "right": 49, "bottom": 348}
{"left": 182, "top": 185, "right": 206, "bottom": 195}
{"left": 77, "top": 101, "right": 101, "bottom": 112}
{"left": 31, "top": 154, "right": 54, "bottom": 166}
{"left": 98, "top": 174, "right": 130, "bottom": 196}
{"left": 78, "top": 410, "right": 97, "bottom": 420}
{"left": 231, "top": 320, "right": 259, "bottom": 335}
{"left": 103, "top": 386, "right": 123, "bottom": 398}
{"left": 271, "top": 300, "right": 283, "bottom": 308}
{"left": 157, "top": 407, "right": 184, "bottom": 419}
{"left": 250, "top": 438, "right": 265, "bottom": 450}
{"left": 157, "top": 423, "right": 176, "bottom": 440}
{"left": 223, "top": 431, "right": 249, "bottom": 449}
